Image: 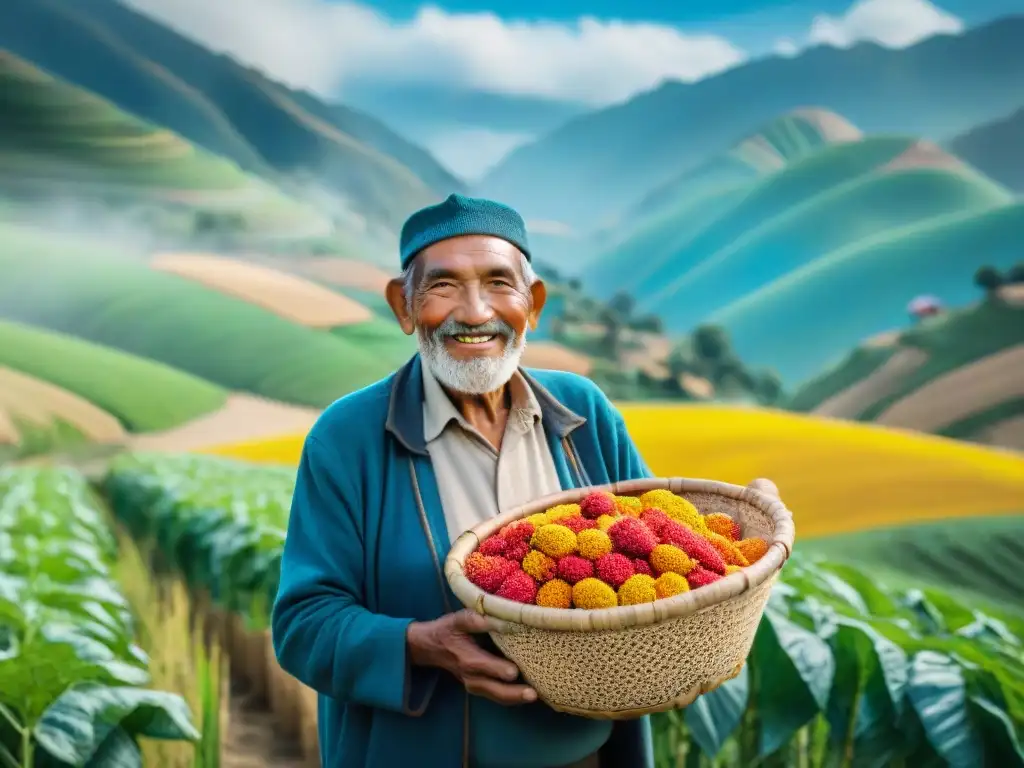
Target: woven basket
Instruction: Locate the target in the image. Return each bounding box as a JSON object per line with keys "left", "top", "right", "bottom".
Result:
{"left": 444, "top": 477, "right": 795, "bottom": 720}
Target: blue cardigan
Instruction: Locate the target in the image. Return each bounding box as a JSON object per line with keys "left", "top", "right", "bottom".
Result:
{"left": 271, "top": 355, "right": 656, "bottom": 768}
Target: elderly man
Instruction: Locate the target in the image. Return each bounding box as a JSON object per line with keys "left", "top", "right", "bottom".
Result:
{"left": 272, "top": 194, "right": 778, "bottom": 768}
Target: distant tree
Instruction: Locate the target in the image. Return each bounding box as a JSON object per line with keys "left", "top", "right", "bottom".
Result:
{"left": 1007, "top": 262, "right": 1024, "bottom": 284}
{"left": 630, "top": 314, "right": 663, "bottom": 334}
{"left": 974, "top": 265, "right": 1004, "bottom": 293}
{"left": 567, "top": 278, "right": 582, "bottom": 292}
{"left": 754, "top": 370, "right": 784, "bottom": 405}
{"left": 608, "top": 291, "right": 636, "bottom": 321}
{"left": 692, "top": 324, "right": 731, "bottom": 362}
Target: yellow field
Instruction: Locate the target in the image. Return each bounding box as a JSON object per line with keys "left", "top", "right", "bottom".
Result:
{"left": 200, "top": 404, "right": 1024, "bottom": 539}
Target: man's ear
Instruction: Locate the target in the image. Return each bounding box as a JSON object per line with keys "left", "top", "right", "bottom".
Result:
{"left": 527, "top": 277, "right": 547, "bottom": 332}
{"left": 385, "top": 278, "right": 416, "bottom": 335}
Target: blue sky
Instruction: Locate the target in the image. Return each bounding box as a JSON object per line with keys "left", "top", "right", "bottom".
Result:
{"left": 126, "top": 0, "right": 1020, "bottom": 177}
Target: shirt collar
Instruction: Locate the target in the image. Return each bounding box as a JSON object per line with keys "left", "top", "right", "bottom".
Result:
{"left": 421, "top": 361, "right": 543, "bottom": 444}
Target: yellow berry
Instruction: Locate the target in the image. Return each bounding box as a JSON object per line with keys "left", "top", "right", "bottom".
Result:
{"left": 531, "top": 524, "right": 578, "bottom": 559}
{"left": 522, "top": 549, "right": 557, "bottom": 582}
{"left": 596, "top": 514, "right": 618, "bottom": 531}
{"left": 545, "top": 503, "right": 581, "bottom": 521}
{"left": 577, "top": 528, "right": 613, "bottom": 560}
{"left": 649, "top": 543, "right": 695, "bottom": 576}
{"left": 525, "top": 512, "right": 550, "bottom": 527}
{"left": 618, "top": 574, "right": 657, "bottom": 606}
{"left": 655, "top": 572, "right": 690, "bottom": 599}
{"left": 725, "top": 564, "right": 742, "bottom": 575}
{"left": 572, "top": 577, "right": 618, "bottom": 609}
{"left": 614, "top": 495, "right": 643, "bottom": 517}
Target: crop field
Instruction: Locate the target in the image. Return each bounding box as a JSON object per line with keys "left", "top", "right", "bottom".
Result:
{"left": 0, "top": 224, "right": 395, "bottom": 408}
{"left": 0, "top": 319, "right": 227, "bottom": 432}
{"left": 150, "top": 254, "right": 374, "bottom": 329}
{"left": 0, "top": 466, "right": 208, "bottom": 767}
{"left": 87, "top": 451, "right": 1024, "bottom": 768}
{"left": 205, "top": 403, "right": 1024, "bottom": 539}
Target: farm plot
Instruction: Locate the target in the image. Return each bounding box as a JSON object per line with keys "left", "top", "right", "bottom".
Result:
{"left": 100, "top": 452, "right": 1024, "bottom": 768}
{"left": 0, "top": 466, "right": 201, "bottom": 767}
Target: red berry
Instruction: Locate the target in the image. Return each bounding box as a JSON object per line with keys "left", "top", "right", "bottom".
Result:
{"left": 661, "top": 521, "right": 727, "bottom": 574}
{"left": 560, "top": 515, "right": 598, "bottom": 534}
{"left": 608, "top": 517, "right": 658, "bottom": 558}
{"left": 496, "top": 570, "right": 538, "bottom": 603}
{"left": 580, "top": 492, "right": 617, "bottom": 520}
{"left": 687, "top": 566, "right": 722, "bottom": 589}
{"left": 595, "top": 553, "right": 635, "bottom": 588}
{"left": 633, "top": 558, "right": 653, "bottom": 576}
{"left": 557, "top": 555, "right": 595, "bottom": 585}
{"left": 505, "top": 540, "right": 531, "bottom": 563}
{"left": 478, "top": 536, "right": 507, "bottom": 557}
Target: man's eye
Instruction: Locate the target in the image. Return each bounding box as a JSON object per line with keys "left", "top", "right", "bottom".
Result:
{"left": 492, "top": 279, "right": 514, "bottom": 288}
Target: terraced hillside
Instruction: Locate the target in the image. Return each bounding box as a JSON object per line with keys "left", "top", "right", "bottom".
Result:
{"left": 788, "top": 287, "right": 1024, "bottom": 449}
{"left": 582, "top": 110, "right": 870, "bottom": 287}
{"left": 0, "top": 0, "right": 461, "bottom": 232}
{"left": 0, "top": 222, "right": 396, "bottom": 409}
{"left": 0, "top": 50, "right": 331, "bottom": 245}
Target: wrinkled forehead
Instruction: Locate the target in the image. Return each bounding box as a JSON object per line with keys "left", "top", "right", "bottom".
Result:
{"left": 415, "top": 235, "right": 525, "bottom": 281}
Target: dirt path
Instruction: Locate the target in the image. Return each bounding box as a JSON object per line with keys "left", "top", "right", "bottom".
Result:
{"left": 813, "top": 348, "right": 928, "bottom": 419}
{"left": 876, "top": 344, "right": 1024, "bottom": 432}
{"left": 129, "top": 394, "right": 320, "bottom": 453}
{"left": 223, "top": 687, "right": 309, "bottom": 768}
{"left": 973, "top": 415, "right": 1024, "bottom": 452}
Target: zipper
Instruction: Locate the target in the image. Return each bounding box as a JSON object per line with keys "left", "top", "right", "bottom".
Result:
{"left": 408, "top": 458, "right": 470, "bottom": 768}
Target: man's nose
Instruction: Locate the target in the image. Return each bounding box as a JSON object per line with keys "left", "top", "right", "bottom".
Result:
{"left": 455, "top": 285, "right": 494, "bottom": 327}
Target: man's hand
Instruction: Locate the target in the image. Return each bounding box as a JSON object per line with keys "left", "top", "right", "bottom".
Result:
{"left": 407, "top": 610, "right": 538, "bottom": 706}
{"left": 746, "top": 478, "right": 779, "bottom": 499}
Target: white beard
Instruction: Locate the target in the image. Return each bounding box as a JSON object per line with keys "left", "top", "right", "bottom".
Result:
{"left": 418, "top": 321, "right": 526, "bottom": 395}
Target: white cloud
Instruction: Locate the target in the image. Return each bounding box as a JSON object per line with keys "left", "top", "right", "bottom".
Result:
{"left": 808, "top": 0, "right": 964, "bottom": 49}
{"left": 773, "top": 38, "right": 799, "bottom": 57}
{"left": 124, "top": 0, "right": 746, "bottom": 106}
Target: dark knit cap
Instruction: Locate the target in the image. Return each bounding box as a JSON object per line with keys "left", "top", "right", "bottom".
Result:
{"left": 399, "top": 193, "right": 531, "bottom": 270}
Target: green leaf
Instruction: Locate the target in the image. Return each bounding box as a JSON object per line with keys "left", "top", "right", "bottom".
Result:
{"left": 906, "top": 651, "right": 984, "bottom": 768}
{"left": 970, "top": 695, "right": 1024, "bottom": 767}
{"left": 684, "top": 665, "right": 749, "bottom": 757}
{"left": 84, "top": 727, "right": 142, "bottom": 768}
{"left": 34, "top": 684, "right": 198, "bottom": 766}
{"left": 754, "top": 608, "right": 835, "bottom": 757}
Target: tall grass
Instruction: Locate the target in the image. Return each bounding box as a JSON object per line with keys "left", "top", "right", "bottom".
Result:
{"left": 115, "top": 531, "right": 229, "bottom": 768}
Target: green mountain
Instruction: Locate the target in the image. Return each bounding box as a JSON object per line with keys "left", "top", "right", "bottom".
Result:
{"left": 0, "top": 0, "right": 462, "bottom": 232}
{"left": 0, "top": 50, "right": 332, "bottom": 246}
{"left": 478, "top": 15, "right": 1024, "bottom": 230}
{"left": 949, "top": 104, "right": 1024, "bottom": 193}
{"left": 0, "top": 222, "right": 399, "bottom": 408}
{"left": 708, "top": 202, "right": 1024, "bottom": 384}
{"left": 582, "top": 113, "right": 892, "bottom": 296}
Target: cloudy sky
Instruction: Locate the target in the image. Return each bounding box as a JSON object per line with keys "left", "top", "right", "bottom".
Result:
{"left": 124, "top": 0, "right": 1014, "bottom": 179}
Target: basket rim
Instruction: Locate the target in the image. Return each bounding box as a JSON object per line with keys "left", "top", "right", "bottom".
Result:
{"left": 443, "top": 477, "right": 795, "bottom": 632}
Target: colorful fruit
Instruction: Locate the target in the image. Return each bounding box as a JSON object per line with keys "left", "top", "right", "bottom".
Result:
{"left": 595, "top": 552, "right": 634, "bottom": 588}
{"left": 655, "top": 572, "right": 690, "bottom": 599}
{"left": 618, "top": 574, "right": 658, "bottom": 605}
{"left": 608, "top": 517, "right": 658, "bottom": 558}
{"left": 522, "top": 550, "right": 557, "bottom": 582}
{"left": 704, "top": 513, "right": 741, "bottom": 541}
{"left": 580, "top": 492, "right": 616, "bottom": 519}
{"left": 497, "top": 570, "right": 538, "bottom": 603}
{"left": 577, "top": 528, "right": 613, "bottom": 561}
{"left": 531, "top": 524, "right": 578, "bottom": 559}
{"left": 536, "top": 578, "right": 573, "bottom": 609}
{"left": 465, "top": 552, "right": 517, "bottom": 593}
{"left": 572, "top": 578, "right": 618, "bottom": 609}
{"left": 660, "top": 520, "right": 727, "bottom": 574}
{"left": 737, "top": 537, "right": 769, "bottom": 564}
{"left": 557, "top": 555, "right": 595, "bottom": 585}
{"left": 649, "top": 543, "right": 695, "bottom": 576}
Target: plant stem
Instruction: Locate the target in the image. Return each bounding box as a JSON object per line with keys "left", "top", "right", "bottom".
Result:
{"left": 21, "top": 726, "right": 33, "bottom": 768}
{"left": 0, "top": 704, "right": 22, "bottom": 735}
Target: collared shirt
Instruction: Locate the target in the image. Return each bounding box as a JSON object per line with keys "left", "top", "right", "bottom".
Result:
{"left": 421, "top": 362, "right": 563, "bottom": 542}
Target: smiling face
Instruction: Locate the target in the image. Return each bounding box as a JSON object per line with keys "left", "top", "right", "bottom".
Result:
{"left": 386, "top": 235, "right": 546, "bottom": 394}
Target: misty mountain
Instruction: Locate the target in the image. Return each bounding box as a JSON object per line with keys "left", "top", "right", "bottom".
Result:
{"left": 0, "top": 0, "right": 463, "bottom": 231}
{"left": 478, "top": 15, "right": 1024, "bottom": 230}
{"left": 949, "top": 104, "right": 1024, "bottom": 193}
